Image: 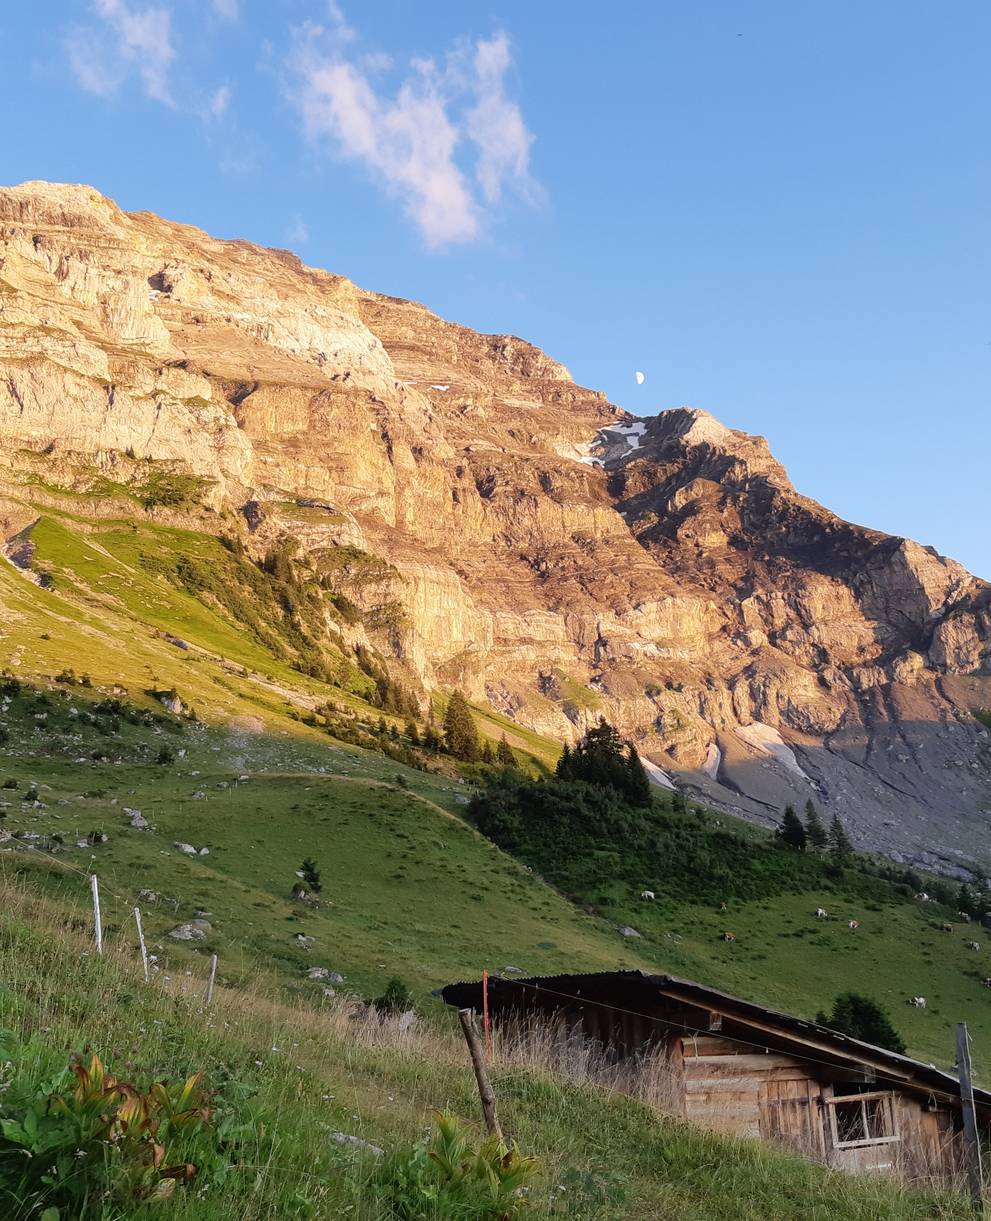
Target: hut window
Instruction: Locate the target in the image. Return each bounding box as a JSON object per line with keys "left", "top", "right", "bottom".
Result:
{"left": 827, "top": 1091, "right": 899, "bottom": 1149}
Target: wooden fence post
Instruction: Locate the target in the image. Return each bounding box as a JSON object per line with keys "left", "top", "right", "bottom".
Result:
{"left": 458, "top": 1008, "right": 503, "bottom": 1142}
{"left": 957, "top": 1022, "right": 985, "bottom": 1212}
{"left": 90, "top": 874, "right": 102, "bottom": 955}
{"left": 206, "top": 953, "right": 218, "bottom": 1005}
{"left": 133, "top": 906, "right": 149, "bottom": 982}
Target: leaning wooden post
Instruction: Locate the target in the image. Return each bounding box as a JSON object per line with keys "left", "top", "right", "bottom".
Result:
{"left": 957, "top": 1023, "right": 985, "bottom": 1211}
{"left": 133, "top": 906, "right": 149, "bottom": 982}
{"left": 458, "top": 1008, "right": 503, "bottom": 1142}
{"left": 90, "top": 874, "right": 103, "bottom": 955}
{"left": 206, "top": 954, "right": 218, "bottom": 1005}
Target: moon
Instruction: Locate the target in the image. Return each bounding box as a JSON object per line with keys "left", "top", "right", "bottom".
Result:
{"left": 635, "top": 370, "right": 646, "bottom": 385}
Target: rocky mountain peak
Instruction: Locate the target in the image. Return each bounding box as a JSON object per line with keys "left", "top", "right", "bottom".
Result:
{"left": 1, "top": 180, "right": 989, "bottom": 872}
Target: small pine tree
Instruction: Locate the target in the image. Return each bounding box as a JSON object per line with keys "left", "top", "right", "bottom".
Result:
{"left": 300, "top": 857, "right": 322, "bottom": 894}
{"left": 442, "top": 691, "right": 481, "bottom": 762}
{"left": 817, "top": 992, "right": 906, "bottom": 1054}
{"left": 496, "top": 734, "right": 517, "bottom": 770}
{"left": 481, "top": 740, "right": 494, "bottom": 764}
{"left": 828, "top": 814, "right": 854, "bottom": 862}
{"left": 804, "top": 799, "right": 828, "bottom": 851}
{"left": 556, "top": 742, "right": 573, "bottom": 779}
{"left": 624, "top": 745, "right": 652, "bottom": 808}
{"left": 777, "top": 804, "right": 807, "bottom": 851}
{"left": 405, "top": 720, "right": 420, "bottom": 746}
{"left": 374, "top": 977, "right": 415, "bottom": 1015}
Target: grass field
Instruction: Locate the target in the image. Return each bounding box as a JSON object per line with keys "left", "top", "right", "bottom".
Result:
{"left": 2, "top": 505, "right": 991, "bottom": 1090}
{"left": 0, "top": 883, "right": 975, "bottom": 1220}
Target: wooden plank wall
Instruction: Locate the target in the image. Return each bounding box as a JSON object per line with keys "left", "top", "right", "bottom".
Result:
{"left": 679, "top": 1035, "right": 821, "bottom": 1145}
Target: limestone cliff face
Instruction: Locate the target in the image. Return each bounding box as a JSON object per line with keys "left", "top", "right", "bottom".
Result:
{"left": 2, "top": 181, "right": 990, "bottom": 870}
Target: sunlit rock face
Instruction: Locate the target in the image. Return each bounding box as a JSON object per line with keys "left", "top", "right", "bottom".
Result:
{"left": 2, "top": 180, "right": 990, "bottom": 870}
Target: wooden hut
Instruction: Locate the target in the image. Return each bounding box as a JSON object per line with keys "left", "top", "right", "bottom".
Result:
{"left": 441, "top": 971, "right": 991, "bottom": 1179}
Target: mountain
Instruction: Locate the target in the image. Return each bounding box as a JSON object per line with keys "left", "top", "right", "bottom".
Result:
{"left": 2, "top": 180, "right": 989, "bottom": 872}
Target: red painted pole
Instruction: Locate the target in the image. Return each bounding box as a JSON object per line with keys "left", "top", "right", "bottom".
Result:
{"left": 482, "top": 968, "right": 492, "bottom": 1061}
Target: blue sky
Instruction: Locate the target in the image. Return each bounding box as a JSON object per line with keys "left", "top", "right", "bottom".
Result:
{"left": 2, "top": 2, "right": 988, "bottom": 575}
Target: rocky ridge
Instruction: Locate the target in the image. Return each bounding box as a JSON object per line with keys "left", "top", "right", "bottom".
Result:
{"left": 1, "top": 180, "right": 990, "bottom": 869}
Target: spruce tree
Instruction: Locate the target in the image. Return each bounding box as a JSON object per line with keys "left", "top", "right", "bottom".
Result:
{"left": 556, "top": 742, "right": 574, "bottom": 779}
{"left": 481, "top": 740, "right": 494, "bottom": 764}
{"left": 496, "top": 734, "right": 517, "bottom": 769}
{"left": 817, "top": 992, "right": 905, "bottom": 1054}
{"left": 804, "top": 799, "right": 828, "bottom": 851}
{"left": 442, "top": 691, "right": 481, "bottom": 761}
{"left": 828, "top": 813, "right": 854, "bottom": 862}
{"left": 624, "top": 744, "right": 652, "bottom": 808}
{"left": 300, "top": 857, "right": 322, "bottom": 894}
{"left": 405, "top": 720, "right": 419, "bottom": 746}
{"left": 777, "top": 804, "right": 807, "bottom": 851}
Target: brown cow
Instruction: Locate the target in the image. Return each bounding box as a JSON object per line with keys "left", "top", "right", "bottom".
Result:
{"left": 721, "top": 932, "right": 736, "bottom": 942}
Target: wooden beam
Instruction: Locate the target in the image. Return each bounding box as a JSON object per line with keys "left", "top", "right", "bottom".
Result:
{"left": 957, "top": 1024, "right": 985, "bottom": 1213}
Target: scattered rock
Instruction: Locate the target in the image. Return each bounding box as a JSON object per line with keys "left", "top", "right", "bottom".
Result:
{"left": 332, "top": 1133, "right": 383, "bottom": 1156}
{"left": 168, "top": 920, "right": 211, "bottom": 941}
{"left": 306, "top": 967, "right": 344, "bottom": 983}
{"left": 124, "top": 808, "right": 151, "bottom": 830}
{"left": 619, "top": 926, "right": 642, "bottom": 938}
{"left": 174, "top": 841, "right": 198, "bottom": 856}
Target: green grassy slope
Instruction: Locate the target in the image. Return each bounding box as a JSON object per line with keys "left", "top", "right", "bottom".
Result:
{"left": 0, "top": 884, "right": 973, "bottom": 1220}
{"left": 2, "top": 505, "right": 991, "bottom": 1086}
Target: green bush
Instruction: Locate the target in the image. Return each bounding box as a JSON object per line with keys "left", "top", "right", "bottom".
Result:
{"left": 0, "top": 1040, "right": 244, "bottom": 1218}
{"left": 374, "top": 1109, "right": 538, "bottom": 1220}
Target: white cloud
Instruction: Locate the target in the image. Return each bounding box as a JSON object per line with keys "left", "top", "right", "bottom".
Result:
{"left": 67, "top": 0, "right": 176, "bottom": 106}
{"left": 286, "top": 216, "right": 310, "bottom": 244}
{"left": 205, "top": 84, "right": 231, "bottom": 120}
{"left": 211, "top": 0, "right": 238, "bottom": 19}
{"left": 466, "top": 34, "right": 539, "bottom": 207}
{"left": 287, "top": 13, "right": 540, "bottom": 248}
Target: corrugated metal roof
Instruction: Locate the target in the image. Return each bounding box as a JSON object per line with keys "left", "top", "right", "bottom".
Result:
{"left": 439, "top": 969, "right": 991, "bottom": 1109}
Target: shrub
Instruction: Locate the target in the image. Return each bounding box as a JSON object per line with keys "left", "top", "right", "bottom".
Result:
{"left": 0, "top": 1044, "right": 231, "bottom": 1217}
{"left": 2, "top": 778, "right": 19, "bottom": 789}
{"left": 373, "top": 977, "right": 415, "bottom": 1015}
{"left": 374, "top": 1109, "right": 538, "bottom": 1220}
{"left": 156, "top": 745, "right": 176, "bottom": 765}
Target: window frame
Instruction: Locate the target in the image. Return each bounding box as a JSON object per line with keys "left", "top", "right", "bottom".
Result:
{"left": 826, "top": 1090, "right": 900, "bottom": 1149}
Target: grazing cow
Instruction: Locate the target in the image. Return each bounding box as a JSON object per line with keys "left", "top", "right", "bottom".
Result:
{"left": 909, "top": 996, "right": 927, "bottom": 1008}
{"left": 721, "top": 932, "right": 736, "bottom": 942}
{"left": 941, "top": 923, "right": 954, "bottom": 932}
{"left": 959, "top": 912, "right": 972, "bottom": 922}
{"left": 967, "top": 941, "right": 981, "bottom": 951}
{"left": 816, "top": 908, "right": 828, "bottom": 919}
{"left": 982, "top": 978, "right": 991, "bottom": 989}
{"left": 848, "top": 920, "right": 860, "bottom": 930}
{"left": 915, "top": 892, "right": 930, "bottom": 902}
{"left": 719, "top": 901, "right": 728, "bottom": 911}
{"left": 640, "top": 889, "right": 655, "bottom": 900}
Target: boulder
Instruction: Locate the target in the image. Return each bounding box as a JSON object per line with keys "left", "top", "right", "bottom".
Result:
{"left": 168, "top": 920, "right": 211, "bottom": 941}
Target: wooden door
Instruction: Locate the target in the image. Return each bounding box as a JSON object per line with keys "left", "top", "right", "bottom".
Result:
{"left": 759, "top": 1078, "right": 825, "bottom": 1158}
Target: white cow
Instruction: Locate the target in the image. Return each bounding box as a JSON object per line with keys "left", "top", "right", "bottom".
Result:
{"left": 909, "top": 996, "right": 927, "bottom": 1008}
{"left": 640, "top": 890, "right": 655, "bottom": 900}
{"left": 967, "top": 941, "right": 982, "bottom": 952}
{"left": 816, "top": 908, "right": 828, "bottom": 919}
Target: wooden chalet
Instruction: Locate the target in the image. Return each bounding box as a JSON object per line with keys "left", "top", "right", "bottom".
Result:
{"left": 441, "top": 970, "right": 991, "bottom": 1180}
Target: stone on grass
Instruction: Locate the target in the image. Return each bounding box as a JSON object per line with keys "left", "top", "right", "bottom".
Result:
{"left": 168, "top": 920, "right": 212, "bottom": 941}
{"left": 619, "top": 926, "right": 642, "bottom": 938}
{"left": 332, "top": 1132, "right": 383, "bottom": 1156}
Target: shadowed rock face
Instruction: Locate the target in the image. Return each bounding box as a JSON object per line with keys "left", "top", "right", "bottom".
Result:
{"left": 1, "top": 180, "right": 990, "bottom": 870}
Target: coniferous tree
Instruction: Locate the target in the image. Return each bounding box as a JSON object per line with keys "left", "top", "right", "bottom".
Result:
{"left": 804, "top": 799, "right": 828, "bottom": 851}
{"left": 300, "top": 858, "right": 322, "bottom": 894}
{"left": 442, "top": 691, "right": 481, "bottom": 762}
{"left": 625, "top": 744, "right": 652, "bottom": 808}
{"left": 777, "top": 804, "right": 807, "bottom": 851}
{"left": 816, "top": 992, "right": 906, "bottom": 1054}
{"left": 556, "top": 742, "right": 573, "bottom": 779}
{"left": 553, "top": 719, "right": 651, "bottom": 807}
{"left": 496, "top": 734, "right": 517, "bottom": 769}
{"left": 405, "top": 720, "right": 420, "bottom": 746}
{"left": 481, "top": 740, "right": 494, "bottom": 764}
{"left": 828, "top": 813, "right": 854, "bottom": 862}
